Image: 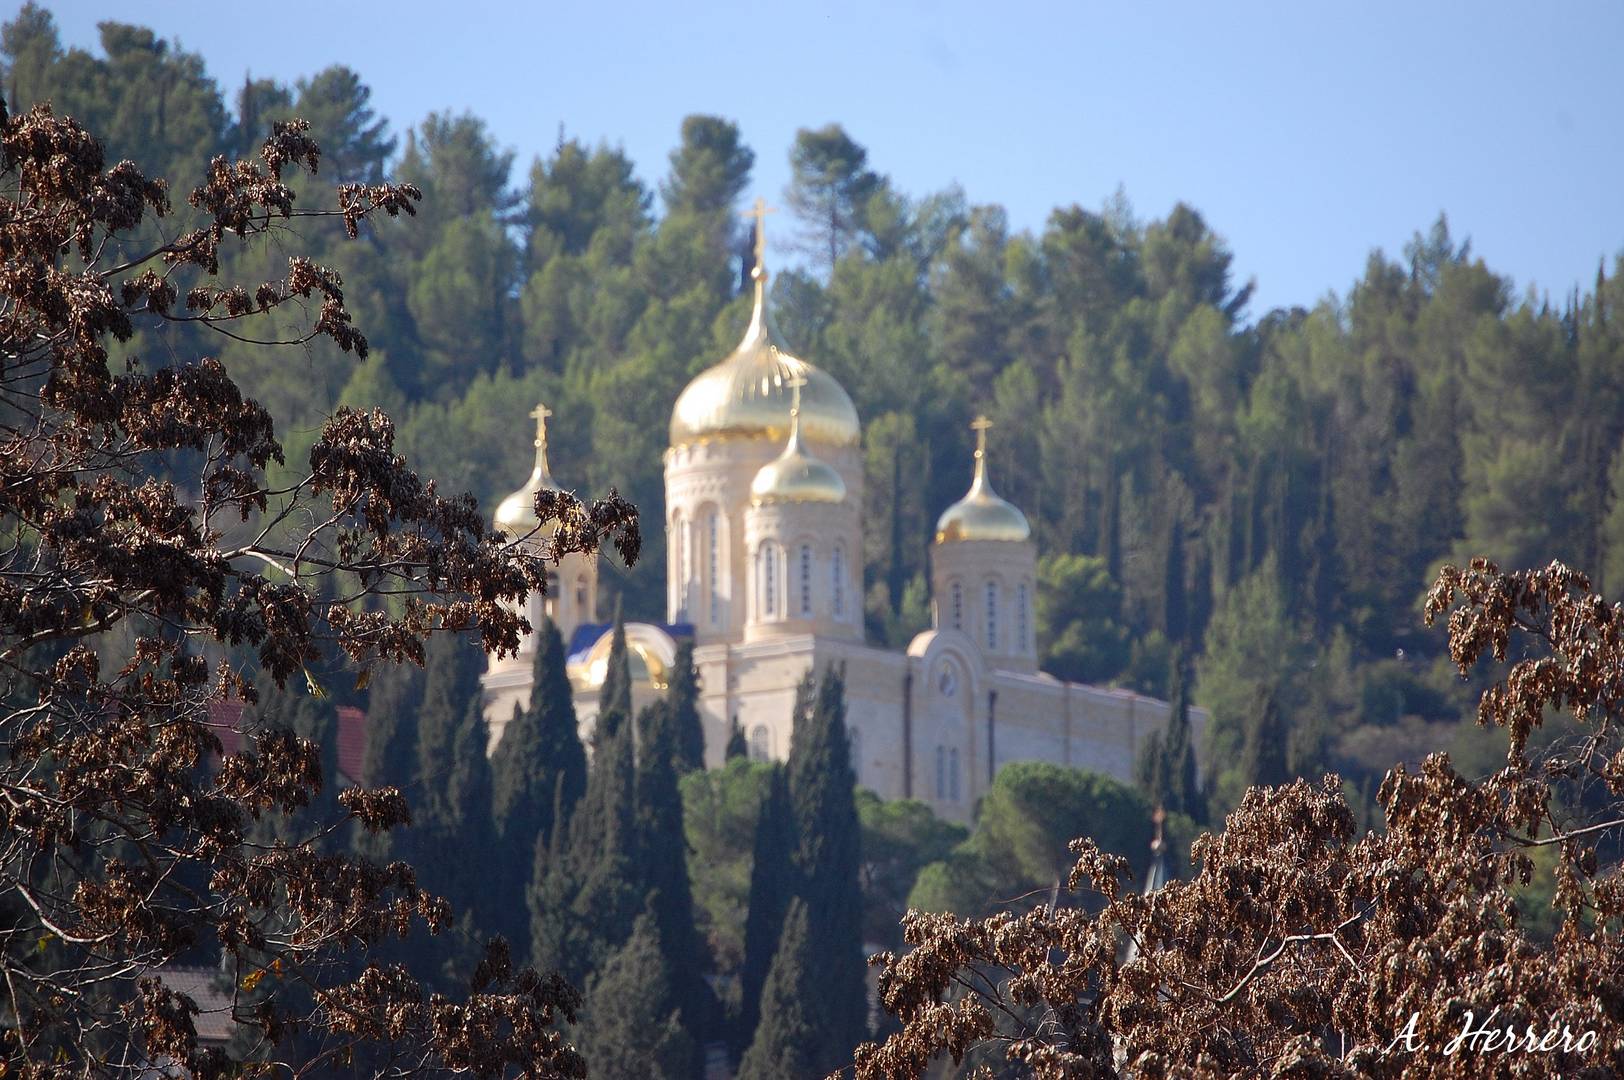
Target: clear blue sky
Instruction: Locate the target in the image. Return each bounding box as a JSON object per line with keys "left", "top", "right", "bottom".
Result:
{"left": 50, "top": 0, "right": 1624, "bottom": 317}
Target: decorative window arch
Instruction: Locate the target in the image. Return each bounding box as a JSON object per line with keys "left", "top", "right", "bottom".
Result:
{"left": 707, "top": 509, "right": 722, "bottom": 626}
{"left": 949, "top": 747, "right": 961, "bottom": 801}
{"left": 749, "top": 724, "right": 771, "bottom": 762}
{"left": 935, "top": 744, "right": 946, "bottom": 799}
{"left": 1017, "top": 582, "right": 1030, "bottom": 652}
{"left": 799, "top": 543, "right": 813, "bottom": 617}
{"left": 985, "top": 580, "right": 999, "bottom": 650}
{"left": 758, "top": 541, "right": 781, "bottom": 619}
{"left": 951, "top": 581, "right": 964, "bottom": 631}
{"left": 832, "top": 544, "right": 847, "bottom": 619}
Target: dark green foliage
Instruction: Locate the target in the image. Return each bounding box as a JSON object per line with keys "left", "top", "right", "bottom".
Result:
{"left": 667, "top": 639, "right": 706, "bottom": 773}
{"left": 784, "top": 668, "right": 868, "bottom": 1063}
{"left": 598, "top": 601, "right": 631, "bottom": 740}
{"left": 737, "top": 764, "right": 794, "bottom": 1055}
{"left": 725, "top": 717, "right": 748, "bottom": 761}
{"left": 636, "top": 698, "right": 712, "bottom": 1045}
{"left": 576, "top": 912, "right": 697, "bottom": 1080}
{"left": 491, "top": 620, "right": 587, "bottom": 951}
{"left": 736, "top": 900, "right": 821, "bottom": 1080}
{"left": 910, "top": 763, "right": 1152, "bottom": 917}
{"left": 1240, "top": 687, "right": 1292, "bottom": 790}
{"left": 855, "top": 791, "right": 968, "bottom": 949}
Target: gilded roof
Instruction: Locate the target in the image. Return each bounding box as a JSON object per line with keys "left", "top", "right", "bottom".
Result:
{"left": 494, "top": 403, "right": 561, "bottom": 535}
{"left": 669, "top": 199, "right": 859, "bottom": 449}
{"left": 935, "top": 417, "right": 1032, "bottom": 543}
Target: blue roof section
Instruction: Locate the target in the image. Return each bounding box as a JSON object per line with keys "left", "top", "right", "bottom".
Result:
{"left": 564, "top": 621, "right": 693, "bottom": 666}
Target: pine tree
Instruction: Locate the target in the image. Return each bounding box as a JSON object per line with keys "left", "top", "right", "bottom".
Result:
{"left": 576, "top": 912, "right": 696, "bottom": 1080}
{"left": 636, "top": 696, "right": 712, "bottom": 1061}
{"left": 491, "top": 619, "right": 587, "bottom": 951}
{"left": 737, "top": 764, "right": 795, "bottom": 1056}
{"left": 668, "top": 638, "right": 706, "bottom": 773}
{"left": 785, "top": 667, "right": 868, "bottom": 1066}
{"left": 736, "top": 899, "right": 820, "bottom": 1080}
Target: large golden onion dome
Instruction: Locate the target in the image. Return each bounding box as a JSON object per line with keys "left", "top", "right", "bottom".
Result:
{"left": 751, "top": 377, "right": 847, "bottom": 505}
{"left": 935, "top": 417, "right": 1032, "bottom": 543}
{"left": 494, "top": 403, "right": 561, "bottom": 535}
{"left": 669, "top": 200, "right": 859, "bottom": 450}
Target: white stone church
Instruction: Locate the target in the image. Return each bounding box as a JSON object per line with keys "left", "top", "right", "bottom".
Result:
{"left": 481, "top": 208, "right": 1202, "bottom": 824}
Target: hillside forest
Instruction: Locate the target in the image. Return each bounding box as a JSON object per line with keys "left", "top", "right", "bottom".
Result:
{"left": 6, "top": 6, "right": 1623, "bottom": 1070}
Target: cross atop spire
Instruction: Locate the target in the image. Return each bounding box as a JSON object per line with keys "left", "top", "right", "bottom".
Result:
{"left": 530, "top": 403, "right": 552, "bottom": 449}
{"left": 971, "top": 415, "right": 993, "bottom": 459}
{"left": 743, "top": 197, "right": 777, "bottom": 278}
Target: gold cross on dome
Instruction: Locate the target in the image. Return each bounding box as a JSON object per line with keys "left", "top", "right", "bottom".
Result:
{"left": 971, "top": 415, "right": 993, "bottom": 456}
{"left": 742, "top": 197, "right": 777, "bottom": 266}
{"left": 530, "top": 402, "right": 552, "bottom": 446}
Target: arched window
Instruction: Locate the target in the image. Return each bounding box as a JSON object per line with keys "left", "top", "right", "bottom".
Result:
{"left": 832, "top": 545, "right": 846, "bottom": 619}
{"left": 708, "top": 510, "right": 721, "bottom": 626}
{"left": 949, "top": 747, "right": 961, "bottom": 801}
{"left": 544, "top": 570, "right": 559, "bottom": 620}
{"left": 935, "top": 745, "right": 946, "bottom": 799}
{"left": 1017, "top": 582, "right": 1029, "bottom": 652}
{"left": 799, "top": 543, "right": 813, "bottom": 617}
{"left": 679, "top": 517, "right": 693, "bottom": 619}
{"left": 951, "top": 582, "right": 963, "bottom": 630}
{"left": 760, "top": 542, "right": 779, "bottom": 618}
{"left": 576, "top": 576, "right": 589, "bottom": 620}
{"left": 749, "top": 724, "right": 771, "bottom": 762}
{"left": 985, "top": 580, "right": 998, "bottom": 650}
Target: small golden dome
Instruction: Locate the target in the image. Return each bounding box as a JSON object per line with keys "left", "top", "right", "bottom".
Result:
{"left": 669, "top": 200, "right": 859, "bottom": 450}
{"left": 750, "top": 378, "right": 847, "bottom": 505}
{"left": 494, "top": 403, "right": 561, "bottom": 535}
{"left": 935, "top": 417, "right": 1032, "bottom": 543}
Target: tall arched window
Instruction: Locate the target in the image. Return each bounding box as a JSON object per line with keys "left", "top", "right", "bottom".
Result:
{"left": 935, "top": 745, "right": 946, "bottom": 798}
{"left": 576, "top": 576, "right": 589, "bottom": 620}
{"left": 761, "top": 543, "right": 778, "bottom": 618}
{"left": 1017, "top": 583, "right": 1030, "bottom": 652}
{"left": 949, "top": 747, "right": 961, "bottom": 801}
{"left": 799, "top": 544, "right": 813, "bottom": 617}
{"left": 708, "top": 510, "right": 721, "bottom": 626}
{"left": 681, "top": 518, "right": 694, "bottom": 618}
{"left": 985, "top": 580, "right": 999, "bottom": 650}
{"left": 832, "top": 545, "right": 846, "bottom": 619}
{"left": 951, "top": 582, "right": 963, "bottom": 630}
{"left": 672, "top": 515, "right": 686, "bottom": 619}
{"left": 749, "top": 724, "right": 770, "bottom": 761}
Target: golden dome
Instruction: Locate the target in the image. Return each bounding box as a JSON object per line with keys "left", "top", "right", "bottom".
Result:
{"left": 494, "top": 403, "right": 561, "bottom": 535}
{"left": 935, "top": 417, "right": 1032, "bottom": 543}
{"left": 750, "top": 378, "right": 847, "bottom": 505}
{"left": 669, "top": 200, "right": 859, "bottom": 450}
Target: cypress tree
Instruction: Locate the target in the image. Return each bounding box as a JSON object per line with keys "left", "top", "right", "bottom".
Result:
{"left": 532, "top": 691, "right": 641, "bottom": 985}
{"left": 668, "top": 638, "right": 706, "bottom": 773}
{"left": 736, "top": 899, "right": 819, "bottom": 1080}
{"left": 1135, "top": 729, "right": 1170, "bottom": 808}
{"left": 443, "top": 697, "right": 495, "bottom": 928}
{"left": 491, "top": 618, "right": 586, "bottom": 950}
{"left": 597, "top": 599, "right": 631, "bottom": 740}
{"left": 636, "top": 698, "right": 711, "bottom": 1045}
{"left": 737, "top": 763, "right": 795, "bottom": 1057}
{"left": 353, "top": 656, "right": 423, "bottom": 862}
{"left": 576, "top": 911, "right": 696, "bottom": 1080}
{"left": 785, "top": 666, "right": 867, "bottom": 1065}
{"left": 1240, "top": 685, "right": 1291, "bottom": 790}
{"left": 1163, "top": 653, "right": 1202, "bottom": 822}
{"left": 725, "top": 716, "right": 748, "bottom": 761}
